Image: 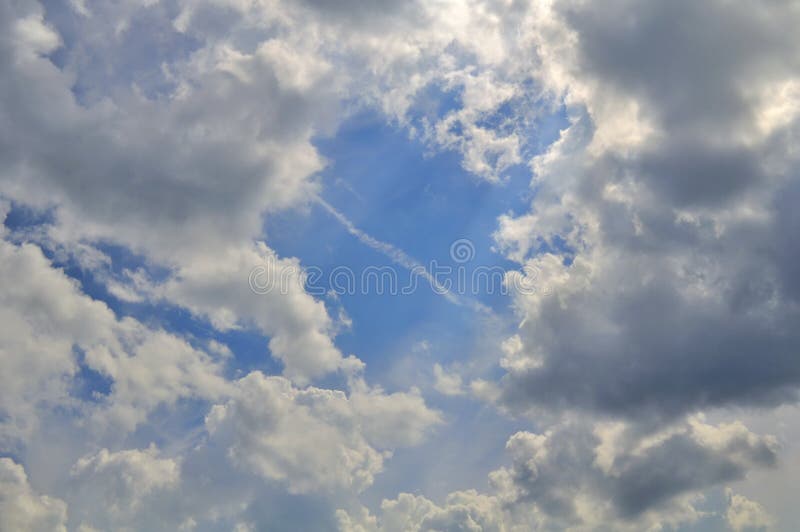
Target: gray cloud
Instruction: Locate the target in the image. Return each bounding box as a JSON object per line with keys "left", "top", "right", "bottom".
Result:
{"left": 341, "top": 416, "right": 778, "bottom": 530}
{"left": 499, "top": 419, "right": 777, "bottom": 522}
{"left": 493, "top": 0, "right": 800, "bottom": 425}
{"left": 563, "top": 0, "right": 800, "bottom": 133}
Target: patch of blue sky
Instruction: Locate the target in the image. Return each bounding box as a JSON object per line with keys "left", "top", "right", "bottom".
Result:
{"left": 2, "top": 200, "right": 57, "bottom": 229}
{"left": 266, "top": 104, "right": 568, "bottom": 385}
{"left": 403, "top": 82, "right": 464, "bottom": 125}
{"left": 69, "top": 347, "right": 113, "bottom": 404}
{"left": 487, "top": 89, "right": 570, "bottom": 163}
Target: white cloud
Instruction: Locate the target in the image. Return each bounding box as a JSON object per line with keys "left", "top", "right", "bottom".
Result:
{"left": 158, "top": 242, "right": 350, "bottom": 385}
{"left": 0, "top": 0, "right": 349, "bottom": 386}
{"left": 0, "top": 458, "right": 67, "bottom": 532}
{"left": 726, "top": 489, "right": 773, "bottom": 532}
{"left": 0, "top": 233, "right": 441, "bottom": 529}
{"left": 348, "top": 491, "right": 507, "bottom": 532}
{"left": 0, "top": 235, "right": 230, "bottom": 442}
{"left": 205, "top": 372, "right": 441, "bottom": 494}
{"left": 71, "top": 445, "right": 180, "bottom": 517}
{"left": 12, "top": 12, "right": 60, "bottom": 56}
{"left": 433, "top": 363, "right": 465, "bottom": 396}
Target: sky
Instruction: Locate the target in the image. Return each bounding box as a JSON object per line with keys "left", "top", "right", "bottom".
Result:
{"left": 1, "top": 0, "right": 800, "bottom": 530}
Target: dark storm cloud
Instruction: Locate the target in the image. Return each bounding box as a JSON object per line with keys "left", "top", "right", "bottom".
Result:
{"left": 636, "top": 141, "right": 763, "bottom": 206}
{"left": 500, "top": 419, "right": 777, "bottom": 523}
{"left": 562, "top": 0, "right": 800, "bottom": 133}
{"left": 500, "top": 273, "right": 800, "bottom": 419}
{"left": 772, "top": 179, "right": 800, "bottom": 303}
{"left": 609, "top": 427, "right": 776, "bottom": 517}
{"left": 496, "top": 0, "right": 800, "bottom": 421}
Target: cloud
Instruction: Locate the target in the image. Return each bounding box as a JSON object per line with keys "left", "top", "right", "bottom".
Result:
{"left": 205, "top": 371, "right": 441, "bottom": 494}
{"left": 488, "top": 0, "right": 800, "bottom": 423}
{"left": 70, "top": 445, "right": 180, "bottom": 525}
{"left": 0, "top": 235, "right": 233, "bottom": 441}
{"left": 0, "top": 211, "right": 442, "bottom": 530}
{"left": 340, "top": 491, "right": 506, "bottom": 532}
{"left": 158, "top": 242, "right": 352, "bottom": 385}
{"left": 433, "top": 363, "right": 465, "bottom": 396}
{"left": 341, "top": 416, "right": 777, "bottom": 531}
{"left": 493, "top": 416, "right": 776, "bottom": 525}
{"left": 0, "top": 5, "right": 326, "bottom": 261}
{"left": 1, "top": 0, "right": 799, "bottom": 528}
{"left": 0, "top": 0, "right": 531, "bottom": 389}
{"left": 726, "top": 489, "right": 774, "bottom": 532}
{"left": 0, "top": 0, "right": 349, "bottom": 385}
{"left": 0, "top": 459, "right": 67, "bottom": 532}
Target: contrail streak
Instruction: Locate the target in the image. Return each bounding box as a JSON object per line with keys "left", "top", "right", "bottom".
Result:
{"left": 314, "top": 195, "right": 490, "bottom": 313}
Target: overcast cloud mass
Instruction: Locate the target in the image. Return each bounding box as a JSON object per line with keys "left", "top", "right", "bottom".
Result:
{"left": 1, "top": 0, "right": 800, "bottom": 530}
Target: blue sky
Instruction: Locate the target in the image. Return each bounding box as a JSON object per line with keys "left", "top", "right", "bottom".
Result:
{"left": 268, "top": 108, "right": 559, "bottom": 380}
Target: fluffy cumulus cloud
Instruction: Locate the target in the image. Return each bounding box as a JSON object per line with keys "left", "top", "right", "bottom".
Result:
{"left": 205, "top": 372, "right": 441, "bottom": 494}
{"left": 340, "top": 416, "right": 778, "bottom": 531}
{"left": 493, "top": 0, "right": 800, "bottom": 421}
{"left": 0, "top": 236, "right": 230, "bottom": 444}
{"left": 158, "top": 243, "right": 354, "bottom": 384}
{"left": 0, "top": 459, "right": 67, "bottom": 532}
{"left": 1, "top": 0, "right": 800, "bottom": 529}
{"left": 0, "top": 0, "right": 356, "bottom": 387}
{"left": 726, "top": 489, "right": 774, "bottom": 532}
{"left": 69, "top": 445, "right": 180, "bottom": 526}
